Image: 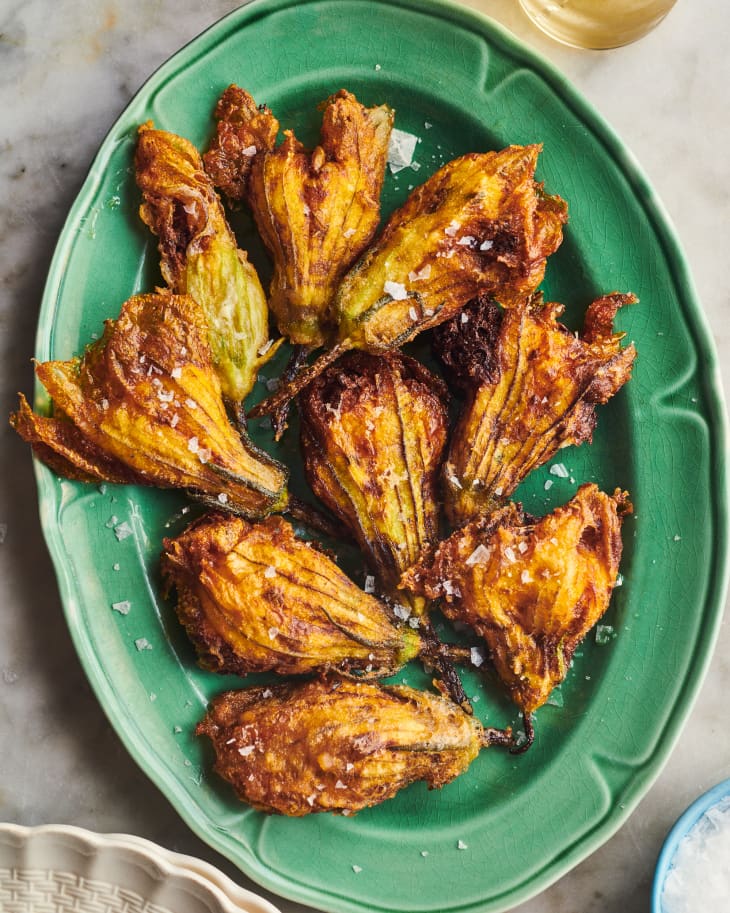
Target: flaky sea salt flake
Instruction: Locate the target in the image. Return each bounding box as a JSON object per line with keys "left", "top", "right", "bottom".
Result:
{"left": 466, "top": 544, "right": 491, "bottom": 566}
{"left": 387, "top": 128, "right": 418, "bottom": 173}
{"left": 384, "top": 280, "right": 408, "bottom": 300}
{"left": 393, "top": 604, "right": 411, "bottom": 621}
{"left": 114, "top": 521, "right": 133, "bottom": 541}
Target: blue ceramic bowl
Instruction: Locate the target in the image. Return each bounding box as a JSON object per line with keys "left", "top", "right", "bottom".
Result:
{"left": 652, "top": 777, "right": 730, "bottom": 912}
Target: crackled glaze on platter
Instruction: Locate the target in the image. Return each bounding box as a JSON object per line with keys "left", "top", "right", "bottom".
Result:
{"left": 33, "top": 0, "right": 728, "bottom": 912}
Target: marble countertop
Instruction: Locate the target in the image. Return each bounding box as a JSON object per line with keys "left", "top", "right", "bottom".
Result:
{"left": 1, "top": 1, "right": 728, "bottom": 911}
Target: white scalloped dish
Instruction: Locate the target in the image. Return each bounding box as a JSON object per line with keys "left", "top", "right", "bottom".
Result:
{"left": 0, "top": 824, "right": 282, "bottom": 913}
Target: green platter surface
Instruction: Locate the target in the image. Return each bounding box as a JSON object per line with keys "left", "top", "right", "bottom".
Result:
{"left": 32, "top": 0, "right": 729, "bottom": 911}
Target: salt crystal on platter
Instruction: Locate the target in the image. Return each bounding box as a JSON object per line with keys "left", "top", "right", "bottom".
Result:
{"left": 114, "top": 521, "right": 133, "bottom": 541}
{"left": 549, "top": 462, "right": 569, "bottom": 478}
{"left": 662, "top": 795, "right": 730, "bottom": 912}
{"left": 546, "top": 688, "right": 564, "bottom": 708}
{"left": 111, "top": 600, "right": 131, "bottom": 615}
{"left": 387, "top": 128, "right": 418, "bottom": 174}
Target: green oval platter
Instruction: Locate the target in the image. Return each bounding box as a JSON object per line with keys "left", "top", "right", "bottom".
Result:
{"left": 32, "top": 0, "right": 729, "bottom": 911}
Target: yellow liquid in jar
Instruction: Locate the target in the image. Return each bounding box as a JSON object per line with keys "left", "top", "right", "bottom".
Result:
{"left": 518, "top": 0, "right": 678, "bottom": 49}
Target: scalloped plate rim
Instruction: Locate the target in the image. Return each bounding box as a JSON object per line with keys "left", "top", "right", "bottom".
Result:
{"left": 0, "top": 822, "right": 282, "bottom": 913}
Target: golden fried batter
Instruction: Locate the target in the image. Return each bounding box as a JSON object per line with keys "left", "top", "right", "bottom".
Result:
{"left": 209, "top": 88, "right": 393, "bottom": 347}
{"left": 402, "top": 484, "right": 631, "bottom": 716}
{"left": 136, "top": 122, "right": 278, "bottom": 403}
{"left": 435, "top": 293, "right": 636, "bottom": 525}
{"left": 299, "top": 351, "right": 447, "bottom": 616}
{"left": 162, "top": 513, "right": 420, "bottom": 679}
{"left": 197, "top": 678, "right": 506, "bottom": 816}
{"left": 11, "top": 292, "right": 287, "bottom": 517}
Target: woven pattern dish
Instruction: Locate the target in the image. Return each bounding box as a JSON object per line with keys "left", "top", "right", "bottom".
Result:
{"left": 0, "top": 824, "right": 281, "bottom": 913}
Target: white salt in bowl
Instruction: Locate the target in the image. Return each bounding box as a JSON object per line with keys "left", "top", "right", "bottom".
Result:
{"left": 652, "top": 777, "right": 730, "bottom": 912}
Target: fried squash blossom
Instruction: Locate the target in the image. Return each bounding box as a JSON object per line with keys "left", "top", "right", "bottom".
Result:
{"left": 299, "top": 350, "right": 448, "bottom": 616}
{"left": 435, "top": 292, "right": 637, "bottom": 525}
{"left": 11, "top": 292, "right": 287, "bottom": 516}
{"left": 206, "top": 87, "right": 394, "bottom": 348}
{"left": 162, "top": 513, "right": 420, "bottom": 679}
{"left": 197, "top": 678, "right": 511, "bottom": 816}
{"left": 403, "top": 484, "right": 631, "bottom": 726}
{"left": 136, "top": 122, "right": 279, "bottom": 405}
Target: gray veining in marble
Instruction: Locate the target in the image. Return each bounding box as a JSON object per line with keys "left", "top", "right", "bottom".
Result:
{"left": 1, "top": 2, "right": 728, "bottom": 912}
